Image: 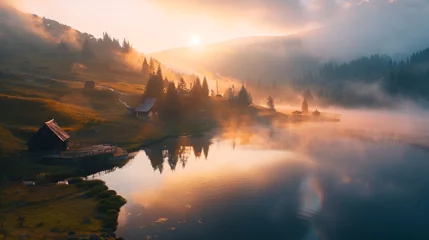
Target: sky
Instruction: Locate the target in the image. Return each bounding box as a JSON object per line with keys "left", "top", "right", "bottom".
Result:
{"left": 7, "top": 0, "right": 429, "bottom": 53}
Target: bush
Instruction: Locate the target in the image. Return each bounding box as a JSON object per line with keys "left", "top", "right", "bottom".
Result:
{"left": 97, "top": 190, "right": 117, "bottom": 199}
{"left": 76, "top": 180, "right": 105, "bottom": 190}
{"left": 97, "top": 196, "right": 127, "bottom": 212}
{"left": 102, "top": 218, "right": 118, "bottom": 230}
{"left": 83, "top": 184, "right": 108, "bottom": 197}
{"left": 67, "top": 177, "right": 84, "bottom": 184}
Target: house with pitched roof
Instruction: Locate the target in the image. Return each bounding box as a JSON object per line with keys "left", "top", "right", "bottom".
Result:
{"left": 135, "top": 98, "right": 157, "bottom": 120}
{"left": 27, "top": 119, "right": 70, "bottom": 152}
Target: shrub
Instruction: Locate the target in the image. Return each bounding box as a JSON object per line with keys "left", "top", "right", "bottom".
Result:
{"left": 76, "top": 180, "right": 105, "bottom": 190}
{"left": 67, "top": 177, "right": 84, "bottom": 184}
{"left": 97, "top": 196, "right": 127, "bottom": 212}
{"left": 83, "top": 184, "right": 108, "bottom": 197}
{"left": 97, "top": 190, "right": 117, "bottom": 199}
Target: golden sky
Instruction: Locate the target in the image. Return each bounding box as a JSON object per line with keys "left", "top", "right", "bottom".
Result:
{"left": 8, "top": 0, "right": 425, "bottom": 53}
{"left": 11, "top": 0, "right": 292, "bottom": 52}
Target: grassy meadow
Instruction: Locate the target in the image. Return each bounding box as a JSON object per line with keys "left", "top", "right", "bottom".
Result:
{"left": 0, "top": 179, "right": 125, "bottom": 240}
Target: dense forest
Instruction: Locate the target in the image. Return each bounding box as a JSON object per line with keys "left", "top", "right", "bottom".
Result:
{"left": 243, "top": 48, "right": 429, "bottom": 107}
{"left": 0, "top": 5, "right": 194, "bottom": 84}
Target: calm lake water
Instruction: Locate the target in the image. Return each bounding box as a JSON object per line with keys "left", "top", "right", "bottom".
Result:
{"left": 95, "top": 122, "right": 429, "bottom": 240}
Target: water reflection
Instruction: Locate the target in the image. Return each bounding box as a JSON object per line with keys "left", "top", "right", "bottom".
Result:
{"left": 96, "top": 126, "right": 429, "bottom": 240}
{"left": 144, "top": 136, "right": 213, "bottom": 173}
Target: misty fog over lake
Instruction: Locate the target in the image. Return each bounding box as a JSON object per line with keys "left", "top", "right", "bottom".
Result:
{"left": 93, "top": 108, "right": 429, "bottom": 240}
{"left": 2, "top": 1, "right": 429, "bottom": 239}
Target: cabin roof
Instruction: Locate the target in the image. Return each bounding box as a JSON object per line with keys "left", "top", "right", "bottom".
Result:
{"left": 135, "top": 98, "right": 156, "bottom": 112}
{"left": 44, "top": 119, "right": 70, "bottom": 142}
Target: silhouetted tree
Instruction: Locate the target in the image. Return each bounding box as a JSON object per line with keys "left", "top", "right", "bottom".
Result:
{"left": 163, "top": 77, "right": 170, "bottom": 90}
{"left": 149, "top": 58, "right": 156, "bottom": 75}
{"left": 81, "top": 38, "right": 94, "bottom": 59}
{"left": 225, "top": 87, "right": 234, "bottom": 103}
{"left": 144, "top": 67, "right": 164, "bottom": 99}
{"left": 202, "top": 77, "right": 209, "bottom": 98}
{"left": 122, "top": 38, "right": 131, "bottom": 53}
{"left": 156, "top": 65, "right": 163, "bottom": 80}
{"left": 56, "top": 41, "right": 69, "bottom": 55}
{"left": 191, "top": 77, "right": 202, "bottom": 99}
{"left": 177, "top": 77, "right": 188, "bottom": 97}
{"left": 302, "top": 99, "right": 309, "bottom": 114}
{"left": 237, "top": 85, "right": 252, "bottom": 106}
{"left": 160, "top": 82, "right": 181, "bottom": 120}
{"left": 267, "top": 96, "right": 275, "bottom": 111}
{"left": 141, "top": 57, "right": 150, "bottom": 84}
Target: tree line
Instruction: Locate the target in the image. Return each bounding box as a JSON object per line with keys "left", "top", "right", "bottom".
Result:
{"left": 293, "top": 47, "right": 429, "bottom": 106}
{"left": 142, "top": 65, "right": 211, "bottom": 121}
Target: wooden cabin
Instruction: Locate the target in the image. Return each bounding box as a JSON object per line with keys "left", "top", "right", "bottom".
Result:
{"left": 135, "top": 98, "right": 157, "bottom": 120}
{"left": 313, "top": 109, "right": 321, "bottom": 116}
{"left": 292, "top": 111, "right": 302, "bottom": 116}
{"left": 27, "top": 119, "right": 70, "bottom": 152}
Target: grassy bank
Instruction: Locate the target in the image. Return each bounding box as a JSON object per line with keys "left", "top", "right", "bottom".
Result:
{"left": 0, "top": 179, "right": 125, "bottom": 240}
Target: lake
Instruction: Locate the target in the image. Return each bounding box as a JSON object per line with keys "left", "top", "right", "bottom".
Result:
{"left": 94, "top": 122, "right": 429, "bottom": 240}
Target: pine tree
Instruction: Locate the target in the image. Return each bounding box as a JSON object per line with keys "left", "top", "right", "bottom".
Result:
{"left": 141, "top": 58, "right": 150, "bottom": 84}
{"left": 177, "top": 77, "right": 188, "bottom": 97}
{"left": 149, "top": 58, "right": 156, "bottom": 75}
{"left": 81, "top": 38, "right": 94, "bottom": 59}
{"left": 237, "top": 85, "right": 252, "bottom": 106}
{"left": 163, "top": 77, "right": 170, "bottom": 91}
{"left": 202, "top": 77, "right": 209, "bottom": 98}
{"left": 56, "top": 41, "right": 69, "bottom": 55}
{"left": 156, "top": 65, "right": 163, "bottom": 80}
{"left": 144, "top": 67, "right": 164, "bottom": 99}
{"left": 191, "top": 77, "right": 202, "bottom": 99}
{"left": 267, "top": 96, "right": 275, "bottom": 111}
{"left": 122, "top": 38, "right": 130, "bottom": 53}
{"left": 302, "top": 99, "right": 309, "bottom": 114}
{"left": 160, "top": 82, "right": 182, "bottom": 120}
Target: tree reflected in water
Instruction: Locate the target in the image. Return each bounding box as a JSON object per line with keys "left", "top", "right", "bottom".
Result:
{"left": 144, "top": 128, "right": 255, "bottom": 173}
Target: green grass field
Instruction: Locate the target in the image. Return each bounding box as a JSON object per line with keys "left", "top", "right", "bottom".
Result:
{"left": 0, "top": 180, "right": 124, "bottom": 240}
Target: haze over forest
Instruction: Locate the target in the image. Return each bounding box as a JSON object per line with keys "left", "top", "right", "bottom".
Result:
{"left": 1, "top": 0, "right": 429, "bottom": 107}
{"left": 3, "top": 1, "right": 429, "bottom": 240}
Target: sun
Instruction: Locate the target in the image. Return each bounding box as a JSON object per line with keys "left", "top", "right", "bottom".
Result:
{"left": 189, "top": 34, "right": 201, "bottom": 47}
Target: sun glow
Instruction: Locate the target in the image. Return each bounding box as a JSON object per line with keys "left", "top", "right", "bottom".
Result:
{"left": 189, "top": 34, "right": 201, "bottom": 47}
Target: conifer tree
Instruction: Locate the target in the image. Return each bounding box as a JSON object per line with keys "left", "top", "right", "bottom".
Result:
{"left": 177, "top": 77, "right": 188, "bottom": 97}
{"left": 144, "top": 66, "right": 164, "bottom": 99}
{"left": 202, "top": 77, "right": 209, "bottom": 98}
{"left": 302, "top": 99, "right": 309, "bottom": 114}
{"left": 141, "top": 58, "right": 150, "bottom": 83}
{"left": 191, "top": 77, "right": 202, "bottom": 99}
{"left": 267, "top": 96, "right": 275, "bottom": 111}
{"left": 81, "top": 38, "right": 94, "bottom": 59}
{"left": 149, "top": 58, "right": 156, "bottom": 75}
{"left": 237, "top": 85, "right": 252, "bottom": 106}
{"left": 160, "top": 82, "right": 181, "bottom": 120}
{"left": 122, "top": 38, "right": 130, "bottom": 53}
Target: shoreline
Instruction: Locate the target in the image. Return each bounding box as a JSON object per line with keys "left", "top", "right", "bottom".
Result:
{"left": 0, "top": 179, "right": 126, "bottom": 240}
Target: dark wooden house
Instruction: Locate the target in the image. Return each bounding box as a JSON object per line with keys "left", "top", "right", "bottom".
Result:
{"left": 135, "top": 98, "right": 157, "bottom": 120}
{"left": 27, "top": 119, "right": 70, "bottom": 152}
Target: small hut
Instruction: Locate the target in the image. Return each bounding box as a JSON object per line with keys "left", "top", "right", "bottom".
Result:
{"left": 84, "top": 81, "right": 95, "bottom": 89}
{"left": 292, "top": 111, "right": 302, "bottom": 116}
{"left": 313, "top": 109, "right": 321, "bottom": 116}
{"left": 27, "top": 119, "right": 70, "bottom": 152}
{"left": 135, "top": 98, "right": 157, "bottom": 120}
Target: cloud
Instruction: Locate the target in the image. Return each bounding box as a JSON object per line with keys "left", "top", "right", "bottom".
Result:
{"left": 150, "top": 0, "right": 343, "bottom": 31}
{"left": 150, "top": 0, "right": 429, "bottom": 46}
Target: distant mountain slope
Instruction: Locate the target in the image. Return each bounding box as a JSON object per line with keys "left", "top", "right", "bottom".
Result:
{"left": 152, "top": 34, "right": 321, "bottom": 82}
{"left": 152, "top": 16, "right": 429, "bottom": 84}
{"left": 0, "top": 4, "right": 187, "bottom": 84}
